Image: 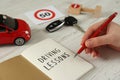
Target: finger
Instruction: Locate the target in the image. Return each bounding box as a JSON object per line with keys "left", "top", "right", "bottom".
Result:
{"left": 81, "top": 21, "right": 104, "bottom": 44}
{"left": 91, "top": 49, "right": 100, "bottom": 57}
{"left": 85, "top": 35, "right": 110, "bottom": 48}
{"left": 85, "top": 48, "right": 92, "bottom": 54}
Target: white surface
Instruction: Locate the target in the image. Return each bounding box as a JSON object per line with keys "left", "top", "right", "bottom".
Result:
{"left": 0, "top": 0, "right": 120, "bottom": 80}
{"left": 21, "top": 38, "right": 93, "bottom": 80}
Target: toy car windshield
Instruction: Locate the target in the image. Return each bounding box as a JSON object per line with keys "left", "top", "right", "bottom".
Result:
{"left": 0, "top": 14, "right": 18, "bottom": 30}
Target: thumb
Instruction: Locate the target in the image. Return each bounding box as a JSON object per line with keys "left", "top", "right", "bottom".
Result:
{"left": 85, "top": 35, "right": 110, "bottom": 48}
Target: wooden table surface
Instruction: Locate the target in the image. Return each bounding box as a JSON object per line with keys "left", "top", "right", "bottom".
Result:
{"left": 0, "top": 0, "right": 120, "bottom": 80}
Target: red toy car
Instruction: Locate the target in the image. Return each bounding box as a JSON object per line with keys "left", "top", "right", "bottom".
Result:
{"left": 0, "top": 14, "right": 31, "bottom": 46}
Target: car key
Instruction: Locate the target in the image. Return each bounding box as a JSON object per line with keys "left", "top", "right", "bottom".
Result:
{"left": 46, "top": 20, "right": 65, "bottom": 32}
{"left": 46, "top": 16, "right": 85, "bottom": 33}
{"left": 64, "top": 16, "right": 85, "bottom": 33}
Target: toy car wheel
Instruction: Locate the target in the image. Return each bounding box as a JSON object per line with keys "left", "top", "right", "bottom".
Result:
{"left": 14, "top": 38, "right": 25, "bottom": 46}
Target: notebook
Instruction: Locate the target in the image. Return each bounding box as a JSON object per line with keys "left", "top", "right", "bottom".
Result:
{"left": 0, "top": 38, "right": 93, "bottom": 80}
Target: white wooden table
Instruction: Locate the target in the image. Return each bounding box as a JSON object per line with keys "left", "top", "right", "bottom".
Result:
{"left": 0, "top": 0, "right": 120, "bottom": 80}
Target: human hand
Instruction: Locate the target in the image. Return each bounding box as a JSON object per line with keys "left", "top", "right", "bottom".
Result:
{"left": 81, "top": 21, "right": 120, "bottom": 57}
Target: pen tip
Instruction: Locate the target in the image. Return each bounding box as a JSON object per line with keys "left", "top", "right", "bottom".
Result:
{"left": 74, "top": 53, "right": 78, "bottom": 58}
{"left": 114, "top": 12, "right": 118, "bottom": 15}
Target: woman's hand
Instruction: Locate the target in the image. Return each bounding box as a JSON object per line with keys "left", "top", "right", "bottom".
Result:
{"left": 81, "top": 21, "right": 120, "bottom": 57}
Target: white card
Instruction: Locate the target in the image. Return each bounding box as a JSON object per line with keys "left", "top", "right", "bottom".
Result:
{"left": 25, "top": 5, "right": 64, "bottom": 24}
{"left": 21, "top": 38, "right": 93, "bottom": 80}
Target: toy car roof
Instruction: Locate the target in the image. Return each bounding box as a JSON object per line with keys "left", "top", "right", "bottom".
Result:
{"left": 0, "top": 14, "right": 18, "bottom": 30}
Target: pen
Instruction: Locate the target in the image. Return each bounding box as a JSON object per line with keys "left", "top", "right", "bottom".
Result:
{"left": 74, "top": 12, "right": 118, "bottom": 57}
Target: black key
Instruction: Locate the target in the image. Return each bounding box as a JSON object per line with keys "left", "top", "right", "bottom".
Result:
{"left": 64, "top": 16, "right": 77, "bottom": 26}
{"left": 64, "top": 16, "right": 85, "bottom": 32}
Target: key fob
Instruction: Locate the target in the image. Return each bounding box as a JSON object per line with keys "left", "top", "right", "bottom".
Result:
{"left": 46, "top": 20, "right": 64, "bottom": 32}
{"left": 64, "top": 16, "right": 78, "bottom": 26}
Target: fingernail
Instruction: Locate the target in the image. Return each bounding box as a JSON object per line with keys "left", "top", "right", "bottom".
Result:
{"left": 93, "top": 56, "right": 98, "bottom": 59}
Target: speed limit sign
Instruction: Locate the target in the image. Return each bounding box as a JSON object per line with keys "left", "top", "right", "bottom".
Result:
{"left": 34, "top": 9, "right": 55, "bottom": 20}
{"left": 25, "top": 6, "right": 64, "bottom": 24}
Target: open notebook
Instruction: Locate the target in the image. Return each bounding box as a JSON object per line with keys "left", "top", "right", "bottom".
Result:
{"left": 0, "top": 38, "right": 93, "bottom": 80}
